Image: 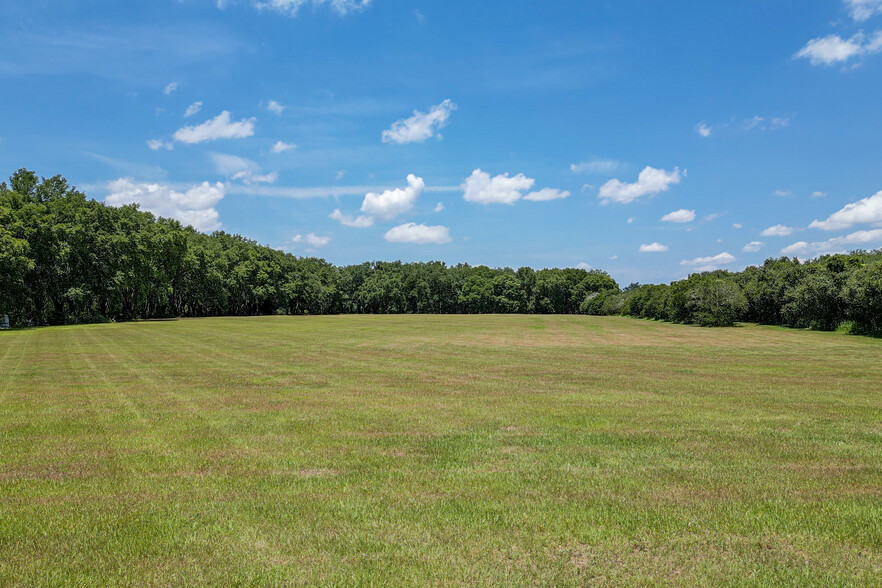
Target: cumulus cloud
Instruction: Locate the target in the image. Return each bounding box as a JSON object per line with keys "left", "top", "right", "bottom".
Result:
{"left": 845, "top": 0, "right": 882, "bottom": 21}
{"left": 329, "top": 208, "right": 374, "bottom": 228}
{"left": 462, "top": 169, "right": 535, "bottom": 205}
{"left": 292, "top": 233, "right": 331, "bottom": 248}
{"left": 434, "top": 202, "right": 444, "bottom": 212}
{"left": 696, "top": 123, "right": 712, "bottom": 138}
{"left": 660, "top": 209, "right": 696, "bottom": 223}
{"left": 254, "top": 0, "right": 373, "bottom": 16}
{"left": 811, "top": 191, "right": 828, "bottom": 198}
{"left": 781, "top": 228, "right": 882, "bottom": 257}
{"left": 795, "top": 32, "right": 882, "bottom": 65}
{"left": 743, "top": 241, "right": 765, "bottom": 253}
{"left": 523, "top": 188, "right": 571, "bottom": 201}
{"left": 570, "top": 159, "right": 621, "bottom": 174}
{"left": 576, "top": 262, "right": 592, "bottom": 270}
{"left": 271, "top": 140, "right": 296, "bottom": 153}
{"left": 384, "top": 222, "right": 452, "bottom": 244}
{"left": 382, "top": 99, "right": 456, "bottom": 144}
{"left": 173, "top": 111, "right": 256, "bottom": 144}
{"left": 164, "top": 82, "right": 178, "bottom": 95}
{"left": 680, "top": 252, "right": 736, "bottom": 271}
{"left": 184, "top": 101, "right": 203, "bottom": 117}
{"left": 733, "top": 223, "right": 743, "bottom": 229}
{"left": 598, "top": 166, "right": 682, "bottom": 204}
{"left": 639, "top": 242, "right": 669, "bottom": 253}
{"left": 266, "top": 100, "right": 285, "bottom": 115}
{"left": 361, "top": 174, "right": 424, "bottom": 220}
{"left": 105, "top": 178, "right": 224, "bottom": 232}
{"left": 761, "top": 224, "right": 796, "bottom": 237}
{"left": 808, "top": 190, "right": 882, "bottom": 230}
{"left": 146, "top": 139, "right": 173, "bottom": 151}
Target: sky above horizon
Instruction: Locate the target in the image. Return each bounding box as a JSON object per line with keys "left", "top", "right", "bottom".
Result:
{"left": 2, "top": 0, "right": 882, "bottom": 284}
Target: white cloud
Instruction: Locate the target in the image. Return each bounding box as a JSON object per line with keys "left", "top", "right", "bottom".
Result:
{"left": 335, "top": 170, "right": 346, "bottom": 180}
{"left": 680, "top": 252, "right": 736, "bottom": 271}
{"left": 384, "top": 222, "right": 451, "bottom": 244}
{"left": 381, "top": 99, "right": 456, "bottom": 144}
{"left": 462, "top": 169, "right": 535, "bottom": 205}
{"left": 598, "top": 166, "right": 682, "bottom": 204}
{"left": 733, "top": 223, "right": 743, "bottom": 229}
{"left": 781, "top": 228, "right": 882, "bottom": 257}
{"left": 660, "top": 209, "right": 696, "bottom": 223}
{"left": 254, "top": 0, "right": 373, "bottom": 16}
{"left": 696, "top": 123, "right": 712, "bottom": 138}
{"left": 774, "top": 189, "right": 793, "bottom": 198}
{"left": 811, "top": 191, "right": 828, "bottom": 198}
{"left": 292, "top": 233, "right": 331, "bottom": 248}
{"left": 329, "top": 208, "right": 374, "bottom": 228}
{"left": 105, "top": 178, "right": 224, "bottom": 232}
{"left": 576, "top": 262, "right": 592, "bottom": 270}
{"left": 744, "top": 116, "right": 790, "bottom": 131}
{"left": 434, "top": 202, "right": 444, "bottom": 212}
{"left": 173, "top": 111, "right": 256, "bottom": 144}
{"left": 146, "top": 139, "right": 173, "bottom": 151}
{"left": 808, "top": 190, "right": 882, "bottom": 230}
{"left": 212, "top": 153, "right": 257, "bottom": 175}
{"left": 184, "top": 101, "right": 203, "bottom": 117}
{"left": 164, "top": 82, "right": 178, "bottom": 95}
{"left": 627, "top": 217, "right": 635, "bottom": 224}
{"left": 570, "top": 159, "right": 621, "bottom": 174}
{"left": 361, "top": 174, "right": 424, "bottom": 220}
{"left": 761, "top": 224, "right": 796, "bottom": 237}
{"left": 211, "top": 153, "right": 276, "bottom": 184}
{"left": 266, "top": 100, "right": 285, "bottom": 115}
{"left": 845, "top": 0, "right": 882, "bottom": 21}
{"left": 233, "top": 171, "right": 277, "bottom": 184}
{"left": 271, "top": 140, "right": 296, "bottom": 153}
{"left": 523, "top": 188, "right": 571, "bottom": 201}
{"left": 639, "top": 242, "right": 669, "bottom": 253}
{"left": 743, "top": 241, "right": 765, "bottom": 253}
{"left": 795, "top": 32, "right": 882, "bottom": 65}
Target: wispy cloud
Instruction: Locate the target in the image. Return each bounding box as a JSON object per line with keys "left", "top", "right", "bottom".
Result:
{"left": 382, "top": 99, "right": 456, "bottom": 144}
{"left": 184, "top": 101, "right": 203, "bottom": 117}
{"left": 570, "top": 159, "right": 621, "bottom": 175}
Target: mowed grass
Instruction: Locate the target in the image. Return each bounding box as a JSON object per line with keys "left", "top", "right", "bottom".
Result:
{"left": 1, "top": 316, "right": 881, "bottom": 586}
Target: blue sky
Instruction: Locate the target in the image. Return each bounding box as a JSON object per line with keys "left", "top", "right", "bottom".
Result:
{"left": 2, "top": 0, "right": 882, "bottom": 284}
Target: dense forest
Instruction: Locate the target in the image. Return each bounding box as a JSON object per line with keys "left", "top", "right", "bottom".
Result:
{"left": 2, "top": 169, "right": 881, "bottom": 335}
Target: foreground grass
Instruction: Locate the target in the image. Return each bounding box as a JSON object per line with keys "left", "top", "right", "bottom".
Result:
{"left": 1, "top": 316, "right": 880, "bottom": 586}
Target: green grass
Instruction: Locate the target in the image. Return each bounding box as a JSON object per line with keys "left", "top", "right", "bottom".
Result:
{"left": 1, "top": 316, "right": 881, "bottom": 586}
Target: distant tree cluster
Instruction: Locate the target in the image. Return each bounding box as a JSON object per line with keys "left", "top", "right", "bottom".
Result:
{"left": 584, "top": 254, "right": 882, "bottom": 335}
{"left": 2, "top": 169, "right": 880, "bottom": 336}
{"left": 0, "top": 170, "right": 616, "bottom": 327}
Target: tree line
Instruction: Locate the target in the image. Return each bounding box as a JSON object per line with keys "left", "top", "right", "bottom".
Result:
{"left": 583, "top": 252, "right": 882, "bottom": 335}
{"left": 2, "top": 170, "right": 880, "bottom": 335}
{"left": 0, "top": 170, "right": 617, "bottom": 326}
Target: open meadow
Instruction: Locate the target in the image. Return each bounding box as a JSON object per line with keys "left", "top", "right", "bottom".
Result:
{"left": 1, "top": 315, "right": 881, "bottom": 586}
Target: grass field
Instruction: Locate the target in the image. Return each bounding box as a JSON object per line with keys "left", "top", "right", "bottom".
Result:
{"left": 1, "top": 316, "right": 881, "bottom": 586}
